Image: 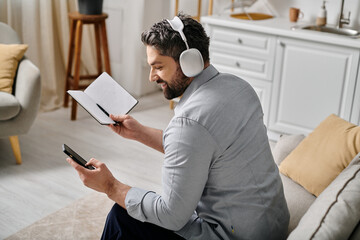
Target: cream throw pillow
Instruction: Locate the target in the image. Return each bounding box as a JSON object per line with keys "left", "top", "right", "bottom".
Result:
{"left": 0, "top": 44, "right": 28, "bottom": 93}
{"left": 279, "top": 114, "right": 360, "bottom": 196}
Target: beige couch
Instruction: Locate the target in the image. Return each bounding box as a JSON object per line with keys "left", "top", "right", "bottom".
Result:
{"left": 272, "top": 134, "right": 360, "bottom": 240}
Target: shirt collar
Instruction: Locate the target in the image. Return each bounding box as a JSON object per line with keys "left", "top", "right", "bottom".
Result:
{"left": 174, "top": 64, "right": 219, "bottom": 115}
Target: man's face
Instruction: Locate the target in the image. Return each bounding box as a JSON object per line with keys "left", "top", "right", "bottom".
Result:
{"left": 146, "top": 45, "right": 191, "bottom": 100}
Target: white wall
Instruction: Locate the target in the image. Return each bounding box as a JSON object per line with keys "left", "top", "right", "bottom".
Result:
{"left": 103, "top": 0, "right": 170, "bottom": 97}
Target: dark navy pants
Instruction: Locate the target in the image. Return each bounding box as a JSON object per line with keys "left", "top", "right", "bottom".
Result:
{"left": 101, "top": 203, "right": 185, "bottom": 240}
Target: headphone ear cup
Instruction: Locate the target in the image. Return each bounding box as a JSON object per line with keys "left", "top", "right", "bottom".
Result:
{"left": 179, "top": 48, "right": 204, "bottom": 77}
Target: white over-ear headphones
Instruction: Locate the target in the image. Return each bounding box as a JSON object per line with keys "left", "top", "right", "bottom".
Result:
{"left": 166, "top": 16, "right": 204, "bottom": 77}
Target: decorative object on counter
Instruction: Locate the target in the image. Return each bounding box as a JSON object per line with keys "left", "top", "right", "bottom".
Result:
{"left": 230, "top": 12, "right": 273, "bottom": 20}
{"left": 221, "top": 0, "right": 274, "bottom": 21}
{"left": 289, "top": 7, "right": 303, "bottom": 22}
{"left": 224, "top": 0, "right": 256, "bottom": 10}
{"left": 207, "top": 0, "right": 278, "bottom": 18}
{"left": 78, "top": 0, "right": 103, "bottom": 15}
{"left": 316, "top": 0, "right": 327, "bottom": 26}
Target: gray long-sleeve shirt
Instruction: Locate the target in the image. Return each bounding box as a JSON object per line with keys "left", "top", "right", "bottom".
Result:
{"left": 125, "top": 65, "right": 289, "bottom": 239}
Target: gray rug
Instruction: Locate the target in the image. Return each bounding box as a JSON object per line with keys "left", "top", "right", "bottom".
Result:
{"left": 5, "top": 192, "right": 113, "bottom": 240}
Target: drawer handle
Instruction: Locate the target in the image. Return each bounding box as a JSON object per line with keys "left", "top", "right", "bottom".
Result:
{"left": 237, "top": 38, "right": 243, "bottom": 44}
{"left": 236, "top": 62, "right": 241, "bottom": 68}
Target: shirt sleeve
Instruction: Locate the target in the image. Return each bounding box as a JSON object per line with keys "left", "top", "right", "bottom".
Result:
{"left": 125, "top": 116, "right": 220, "bottom": 231}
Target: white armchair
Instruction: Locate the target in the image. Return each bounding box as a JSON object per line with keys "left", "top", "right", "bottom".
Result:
{"left": 0, "top": 22, "right": 41, "bottom": 164}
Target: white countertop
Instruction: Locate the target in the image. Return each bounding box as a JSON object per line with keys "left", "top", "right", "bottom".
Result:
{"left": 201, "top": 15, "right": 360, "bottom": 49}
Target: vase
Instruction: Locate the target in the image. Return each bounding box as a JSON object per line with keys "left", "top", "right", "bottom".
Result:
{"left": 78, "top": 0, "right": 103, "bottom": 15}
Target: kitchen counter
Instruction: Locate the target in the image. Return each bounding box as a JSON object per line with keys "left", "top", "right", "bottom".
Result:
{"left": 201, "top": 15, "right": 360, "bottom": 49}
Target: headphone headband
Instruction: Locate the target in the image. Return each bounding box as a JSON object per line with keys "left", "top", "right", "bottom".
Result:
{"left": 166, "top": 16, "right": 189, "bottom": 49}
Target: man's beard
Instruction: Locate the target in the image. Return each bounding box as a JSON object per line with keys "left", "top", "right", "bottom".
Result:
{"left": 157, "top": 67, "right": 191, "bottom": 100}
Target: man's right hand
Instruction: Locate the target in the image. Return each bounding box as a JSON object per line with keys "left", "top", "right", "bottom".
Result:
{"left": 109, "top": 114, "right": 144, "bottom": 141}
{"left": 109, "top": 114, "right": 165, "bottom": 153}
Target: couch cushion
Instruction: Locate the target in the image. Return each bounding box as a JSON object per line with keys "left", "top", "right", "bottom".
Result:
{"left": 288, "top": 153, "right": 360, "bottom": 240}
{"left": 281, "top": 174, "right": 316, "bottom": 235}
{"left": 0, "top": 43, "right": 28, "bottom": 93}
{"left": 0, "top": 91, "right": 21, "bottom": 120}
{"left": 272, "top": 134, "right": 315, "bottom": 234}
{"left": 279, "top": 114, "right": 360, "bottom": 196}
{"left": 272, "top": 134, "right": 305, "bottom": 166}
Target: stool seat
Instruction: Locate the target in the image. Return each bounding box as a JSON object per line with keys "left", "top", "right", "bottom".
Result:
{"left": 64, "top": 11, "right": 111, "bottom": 120}
{"left": 68, "top": 12, "right": 108, "bottom": 23}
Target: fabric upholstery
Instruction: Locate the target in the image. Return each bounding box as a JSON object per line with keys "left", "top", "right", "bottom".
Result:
{"left": 0, "top": 43, "right": 28, "bottom": 93}
{"left": 0, "top": 22, "right": 41, "bottom": 138}
{"left": 0, "top": 92, "right": 20, "bottom": 120}
{"left": 272, "top": 134, "right": 315, "bottom": 234}
{"left": 279, "top": 114, "right": 360, "bottom": 196}
{"left": 288, "top": 153, "right": 360, "bottom": 240}
{"left": 272, "top": 134, "right": 305, "bottom": 166}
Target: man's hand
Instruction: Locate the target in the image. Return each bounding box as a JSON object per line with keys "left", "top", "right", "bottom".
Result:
{"left": 66, "top": 158, "right": 130, "bottom": 208}
{"left": 109, "top": 114, "right": 144, "bottom": 141}
{"left": 109, "top": 114, "right": 165, "bottom": 153}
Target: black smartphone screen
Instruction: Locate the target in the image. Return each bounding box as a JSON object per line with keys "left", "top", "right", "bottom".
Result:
{"left": 62, "top": 144, "right": 95, "bottom": 170}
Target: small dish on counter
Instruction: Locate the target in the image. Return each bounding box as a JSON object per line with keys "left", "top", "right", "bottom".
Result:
{"left": 230, "top": 12, "right": 273, "bottom": 21}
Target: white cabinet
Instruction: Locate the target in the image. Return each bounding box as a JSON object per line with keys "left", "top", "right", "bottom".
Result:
{"left": 269, "top": 37, "right": 360, "bottom": 135}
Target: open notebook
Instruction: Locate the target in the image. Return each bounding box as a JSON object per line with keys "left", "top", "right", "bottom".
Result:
{"left": 67, "top": 72, "right": 138, "bottom": 125}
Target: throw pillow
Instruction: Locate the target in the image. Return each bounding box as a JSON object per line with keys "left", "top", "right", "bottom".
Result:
{"left": 287, "top": 153, "right": 360, "bottom": 240}
{"left": 279, "top": 114, "right": 360, "bottom": 196}
{"left": 0, "top": 43, "right": 28, "bottom": 93}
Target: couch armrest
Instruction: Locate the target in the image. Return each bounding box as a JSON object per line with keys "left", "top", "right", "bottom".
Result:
{"left": 0, "top": 58, "right": 41, "bottom": 137}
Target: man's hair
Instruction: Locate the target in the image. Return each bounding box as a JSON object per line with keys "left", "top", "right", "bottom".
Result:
{"left": 141, "top": 13, "right": 210, "bottom": 63}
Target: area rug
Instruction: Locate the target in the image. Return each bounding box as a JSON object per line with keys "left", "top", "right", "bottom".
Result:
{"left": 5, "top": 192, "right": 114, "bottom": 240}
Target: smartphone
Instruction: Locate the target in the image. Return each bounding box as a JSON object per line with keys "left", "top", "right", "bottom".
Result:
{"left": 62, "top": 144, "right": 95, "bottom": 170}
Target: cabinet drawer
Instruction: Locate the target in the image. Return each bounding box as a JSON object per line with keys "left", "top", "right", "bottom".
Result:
{"left": 211, "top": 52, "right": 273, "bottom": 81}
{"left": 210, "top": 26, "right": 275, "bottom": 58}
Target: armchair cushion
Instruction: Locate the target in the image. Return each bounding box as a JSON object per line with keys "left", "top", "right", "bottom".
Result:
{"left": 0, "top": 43, "right": 28, "bottom": 93}
{"left": 0, "top": 91, "right": 20, "bottom": 120}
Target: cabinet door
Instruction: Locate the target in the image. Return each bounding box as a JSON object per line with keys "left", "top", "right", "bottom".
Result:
{"left": 269, "top": 37, "right": 359, "bottom": 135}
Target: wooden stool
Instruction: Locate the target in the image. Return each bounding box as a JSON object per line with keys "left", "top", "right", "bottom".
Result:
{"left": 64, "top": 11, "right": 111, "bottom": 120}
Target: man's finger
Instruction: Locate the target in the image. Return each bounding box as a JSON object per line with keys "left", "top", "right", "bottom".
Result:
{"left": 87, "top": 158, "right": 103, "bottom": 168}
{"left": 66, "top": 158, "right": 88, "bottom": 172}
{"left": 110, "top": 114, "right": 127, "bottom": 122}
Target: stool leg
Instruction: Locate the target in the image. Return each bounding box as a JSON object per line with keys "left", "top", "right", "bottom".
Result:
{"left": 64, "top": 19, "right": 77, "bottom": 108}
{"left": 71, "top": 20, "right": 83, "bottom": 121}
{"left": 100, "top": 20, "right": 111, "bottom": 75}
{"left": 94, "top": 23, "right": 102, "bottom": 76}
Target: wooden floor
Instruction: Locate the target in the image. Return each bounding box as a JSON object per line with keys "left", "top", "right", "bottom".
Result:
{"left": 0, "top": 91, "right": 174, "bottom": 239}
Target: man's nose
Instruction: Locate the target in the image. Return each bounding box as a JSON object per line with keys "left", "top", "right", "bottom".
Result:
{"left": 149, "top": 70, "right": 158, "bottom": 82}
